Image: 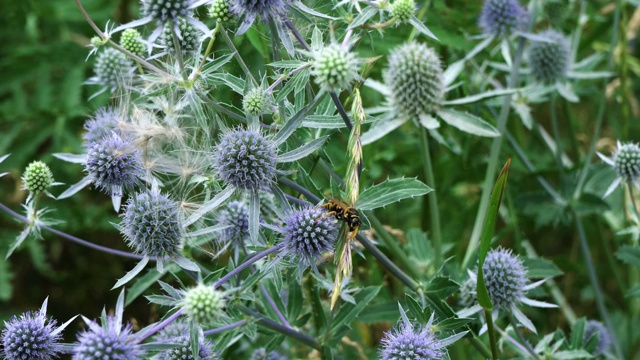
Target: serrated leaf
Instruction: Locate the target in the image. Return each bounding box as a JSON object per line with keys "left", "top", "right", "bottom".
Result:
{"left": 348, "top": 6, "right": 378, "bottom": 30}
{"left": 356, "top": 178, "right": 432, "bottom": 211}
{"left": 437, "top": 109, "right": 500, "bottom": 137}
{"left": 330, "top": 286, "right": 380, "bottom": 339}
{"left": 277, "top": 136, "right": 327, "bottom": 163}
{"left": 615, "top": 245, "right": 640, "bottom": 268}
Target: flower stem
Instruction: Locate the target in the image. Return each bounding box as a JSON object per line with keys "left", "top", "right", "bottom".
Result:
{"left": 484, "top": 309, "right": 499, "bottom": 360}
{"left": 0, "top": 202, "right": 151, "bottom": 260}
{"left": 203, "top": 320, "right": 247, "bottom": 336}
{"left": 192, "top": 22, "right": 221, "bottom": 79}
{"left": 170, "top": 23, "right": 189, "bottom": 82}
{"left": 628, "top": 182, "right": 640, "bottom": 218}
{"left": 463, "top": 37, "right": 526, "bottom": 269}
{"left": 139, "top": 309, "right": 184, "bottom": 341}
{"left": 575, "top": 216, "right": 623, "bottom": 358}
{"left": 507, "top": 312, "right": 539, "bottom": 359}
{"left": 213, "top": 244, "right": 284, "bottom": 288}
{"left": 219, "top": 26, "right": 258, "bottom": 87}
{"left": 237, "top": 305, "right": 321, "bottom": 350}
{"left": 549, "top": 93, "right": 565, "bottom": 177}
{"left": 419, "top": 127, "right": 442, "bottom": 267}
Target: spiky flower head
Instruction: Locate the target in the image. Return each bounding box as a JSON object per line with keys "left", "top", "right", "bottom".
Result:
{"left": 83, "top": 107, "right": 122, "bottom": 146}
{"left": 85, "top": 132, "right": 143, "bottom": 197}
{"left": 161, "top": 17, "right": 201, "bottom": 54}
{"left": 213, "top": 129, "right": 278, "bottom": 192}
{"left": 584, "top": 320, "right": 612, "bottom": 356}
{"left": 459, "top": 274, "right": 477, "bottom": 308}
{"left": 243, "top": 87, "right": 270, "bottom": 116}
{"left": 391, "top": 0, "right": 415, "bottom": 23}
{"left": 313, "top": 44, "right": 359, "bottom": 92}
{"left": 91, "top": 36, "right": 106, "bottom": 48}
{"left": 1, "top": 308, "right": 61, "bottom": 360}
{"left": 209, "top": 0, "right": 234, "bottom": 23}
{"left": 250, "top": 348, "right": 288, "bottom": 360}
{"left": 93, "top": 48, "right": 133, "bottom": 89}
{"left": 23, "top": 161, "right": 54, "bottom": 194}
{"left": 611, "top": 142, "right": 640, "bottom": 181}
{"left": 379, "top": 321, "right": 444, "bottom": 360}
{"left": 142, "top": 0, "right": 192, "bottom": 24}
{"left": 120, "top": 29, "right": 145, "bottom": 56}
{"left": 121, "top": 189, "right": 183, "bottom": 258}
{"left": 282, "top": 207, "right": 338, "bottom": 267}
{"left": 181, "top": 284, "right": 226, "bottom": 326}
{"left": 384, "top": 42, "right": 444, "bottom": 117}
{"left": 483, "top": 247, "right": 526, "bottom": 309}
{"left": 72, "top": 316, "right": 141, "bottom": 360}
{"left": 218, "top": 200, "right": 249, "bottom": 245}
{"left": 479, "top": 0, "right": 529, "bottom": 37}
{"left": 544, "top": 0, "right": 567, "bottom": 27}
{"left": 230, "top": 0, "right": 290, "bottom": 33}
{"left": 529, "top": 29, "right": 570, "bottom": 83}
{"left": 154, "top": 322, "right": 217, "bottom": 360}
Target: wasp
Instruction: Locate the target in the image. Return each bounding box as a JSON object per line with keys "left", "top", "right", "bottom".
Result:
{"left": 320, "top": 196, "right": 361, "bottom": 240}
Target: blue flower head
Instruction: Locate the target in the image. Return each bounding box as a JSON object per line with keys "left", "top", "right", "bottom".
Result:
{"left": 73, "top": 315, "right": 142, "bottom": 360}
{"left": 121, "top": 189, "right": 183, "bottom": 258}
{"left": 379, "top": 317, "right": 444, "bottom": 360}
{"left": 142, "top": 0, "right": 192, "bottom": 25}
{"left": 154, "top": 322, "right": 218, "bottom": 360}
{"left": 230, "top": 0, "right": 291, "bottom": 34}
{"left": 251, "top": 347, "right": 288, "bottom": 360}
{"left": 281, "top": 207, "right": 338, "bottom": 268}
{"left": 218, "top": 200, "right": 250, "bottom": 245}
{"left": 483, "top": 247, "right": 526, "bottom": 309}
{"left": 479, "top": 0, "right": 529, "bottom": 37}
{"left": 85, "top": 131, "right": 144, "bottom": 197}
{"left": 83, "top": 107, "right": 121, "bottom": 146}
{"left": 584, "top": 320, "right": 613, "bottom": 356}
{"left": 529, "top": 29, "right": 570, "bottom": 84}
{"left": 1, "top": 299, "right": 63, "bottom": 360}
{"left": 212, "top": 128, "right": 278, "bottom": 192}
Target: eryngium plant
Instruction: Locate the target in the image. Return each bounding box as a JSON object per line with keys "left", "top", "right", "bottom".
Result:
{"left": 479, "top": 0, "right": 529, "bottom": 37}
{"left": 528, "top": 29, "right": 570, "bottom": 83}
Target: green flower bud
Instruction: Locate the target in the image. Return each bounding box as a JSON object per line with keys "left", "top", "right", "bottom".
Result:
{"left": 23, "top": 161, "right": 54, "bottom": 194}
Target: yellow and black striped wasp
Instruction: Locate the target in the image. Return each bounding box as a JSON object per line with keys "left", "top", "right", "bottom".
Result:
{"left": 320, "top": 195, "right": 361, "bottom": 240}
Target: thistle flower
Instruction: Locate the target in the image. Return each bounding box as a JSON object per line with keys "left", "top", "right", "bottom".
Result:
{"left": 121, "top": 189, "right": 183, "bottom": 258}
{"left": 181, "top": 284, "right": 226, "bottom": 326}
{"left": 457, "top": 247, "right": 557, "bottom": 334}
{"left": 154, "top": 322, "right": 217, "bottom": 360}
{"left": 312, "top": 44, "right": 360, "bottom": 93}
{"left": 217, "top": 200, "right": 249, "bottom": 245}
{"left": 391, "top": 0, "right": 415, "bottom": 23}
{"left": 250, "top": 348, "right": 288, "bottom": 360}
{"left": 1, "top": 298, "right": 71, "bottom": 360}
{"left": 479, "top": 0, "right": 529, "bottom": 37}
{"left": 85, "top": 132, "right": 144, "bottom": 197}
{"left": 209, "top": 0, "right": 234, "bottom": 23}
{"left": 458, "top": 271, "right": 477, "bottom": 308}
{"left": 120, "top": 29, "right": 146, "bottom": 56}
{"left": 212, "top": 128, "right": 278, "bottom": 192}
{"left": 379, "top": 308, "right": 465, "bottom": 360}
{"left": 528, "top": 29, "right": 570, "bottom": 84}
{"left": 384, "top": 41, "right": 444, "bottom": 117}
{"left": 229, "top": 0, "right": 291, "bottom": 34}
{"left": 243, "top": 87, "right": 270, "bottom": 116}
{"left": 22, "top": 161, "right": 54, "bottom": 195}
{"left": 93, "top": 48, "right": 133, "bottom": 89}
{"left": 160, "top": 17, "right": 202, "bottom": 54}
{"left": 73, "top": 316, "right": 142, "bottom": 360}
{"left": 142, "top": 0, "right": 192, "bottom": 25}
{"left": 584, "top": 320, "right": 613, "bottom": 356}
{"left": 598, "top": 141, "right": 640, "bottom": 197}
{"left": 280, "top": 206, "right": 338, "bottom": 268}
{"left": 83, "top": 107, "right": 122, "bottom": 146}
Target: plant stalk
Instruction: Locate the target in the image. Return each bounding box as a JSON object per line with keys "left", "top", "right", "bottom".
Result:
{"left": 419, "top": 127, "right": 442, "bottom": 267}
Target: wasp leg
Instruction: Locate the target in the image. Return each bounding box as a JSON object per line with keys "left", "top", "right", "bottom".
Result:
{"left": 347, "top": 225, "right": 360, "bottom": 240}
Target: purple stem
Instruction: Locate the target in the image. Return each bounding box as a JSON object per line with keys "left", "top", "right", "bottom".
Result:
{"left": 213, "top": 244, "right": 284, "bottom": 288}
{"left": 203, "top": 320, "right": 247, "bottom": 336}
{"left": 138, "top": 309, "right": 184, "bottom": 341}
{"left": 0, "top": 202, "right": 153, "bottom": 261}
{"left": 260, "top": 284, "right": 291, "bottom": 328}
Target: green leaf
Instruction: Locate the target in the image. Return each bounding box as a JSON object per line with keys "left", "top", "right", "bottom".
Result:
{"left": 477, "top": 158, "right": 511, "bottom": 309}
{"left": 522, "top": 257, "right": 563, "bottom": 278}
{"left": 357, "top": 302, "right": 400, "bottom": 322}
{"left": 436, "top": 108, "right": 500, "bottom": 137}
{"left": 553, "top": 350, "right": 594, "bottom": 359}
{"left": 408, "top": 15, "right": 439, "bottom": 41}
{"left": 615, "top": 245, "right": 640, "bottom": 268}
{"left": 268, "top": 60, "right": 309, "bottom": 69}
{"left": 348, "top": 6, "right": 378, "bottom": 30}
{"left": 443, "top": 88, "right": 516, "bottom": 106}
{"left": 570, "top": 318, "right": 587, "bottom": 348}
{"left": 0, "top": 258, "right": 14, "bottom": 300}
{"left": 330, "top": 286, "right": 380, "bottom": 339}
{"left": 356, "top": 178, "right": 432, "bottom": 211}
{"left": 627, "top": 285, "right": 640, "bottom": 298}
